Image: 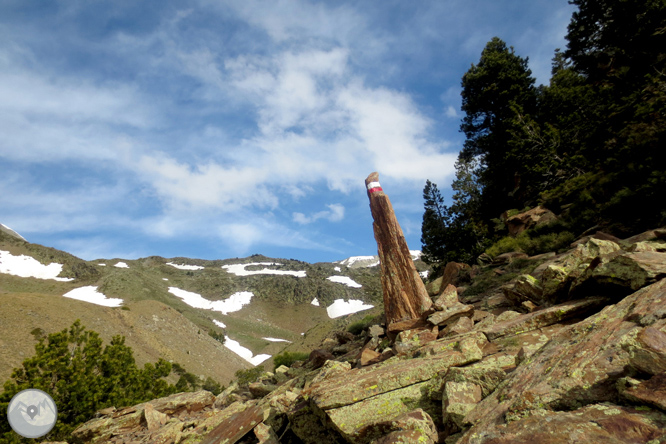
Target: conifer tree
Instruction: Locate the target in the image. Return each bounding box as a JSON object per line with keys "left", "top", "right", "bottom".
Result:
{"left": 0, "top": 321, "right": 181, "bottom": 442}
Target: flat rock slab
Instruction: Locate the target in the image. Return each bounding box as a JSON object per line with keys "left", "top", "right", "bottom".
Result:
{"left": 459, "top": 403, "right": 666, "bottom": 444}
{"left": 200, "top": 403, "right": 265, "bottom": 444}
{"left": 481, "top": 296, "right": 607, "bottom": 340}
{"left": 427, "top": 303, "right": 474, "bottom": 326}
{"left": 308, "top": 333, "right": 485, "bottom": 410}
{"left": 150, "top": 390, "right": 215, "bottom": 415}
{"left": 325, "top": 381, "right": 439, "bottom": 444}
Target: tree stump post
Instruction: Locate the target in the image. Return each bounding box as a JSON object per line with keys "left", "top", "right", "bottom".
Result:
{"left": 365, "top": 172, "right": 432, "bottom": 326}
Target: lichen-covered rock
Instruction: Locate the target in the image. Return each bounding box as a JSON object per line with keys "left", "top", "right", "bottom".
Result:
{"left": 629, "top": 240, "right": 666, "bottom": 252}
{"left": 435, "top": 284, "right": 460, "bottom": 310}
{"left": 457, "top": 278, "right": 666, "bottom": 444}
{"left": 393, "top": 328, "right": 438, "bottom": 354}
{"left": 481, "top": 297, "right": 606, "bottom": 340}
{"left": 254, "top": 421, "right": 280, "bottom": 444}
{"left": 426, "top": 275, "right": 444, "bottom": 296}
{"left": 620, "top": 326, "right": 666, "bottom": 375}
{"left": 505, "top": 206, "right": 557, "bottom": 236}
{"left": 461, "top": 403, "right": 666, "bottom": 444}
{"left": 427, "top": 303, "right": 474, "bottom": 327}
{"left": 144, "top": 403, "right": 168, "bottom": 431}
{"left": 573, "top": 250, "right": 666, "bottom": 295}
{"left": 502, "top": 274, "right": 543, "bottom": 306}
{"left": 493, "top": 251, "right": 529, "bottom": 265}
{"left": 308, "top": 360, "right": 352, "bottom": 387}
{"left": 619, "top": 373, "right": 666, "bottom": 412}
{"left": 368, "top": 409, "right": 438, "bottom": 444}
{"left": 441, "top": 316, "right": 474, "bottom": 338}
{"left": 439, "top": 262, "right": 471, "bottom": 291}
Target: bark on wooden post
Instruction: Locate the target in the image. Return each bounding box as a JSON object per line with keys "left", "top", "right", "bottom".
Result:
{"left": 365, "top": 172, "right": 432, "bottom": 325}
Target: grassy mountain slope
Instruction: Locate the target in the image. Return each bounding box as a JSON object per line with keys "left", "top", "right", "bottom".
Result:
{"left": 0, "top": 230, "right": 416, "bottom": 388}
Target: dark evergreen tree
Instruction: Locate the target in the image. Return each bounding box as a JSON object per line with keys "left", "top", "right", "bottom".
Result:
{"left": 555, "top": 0, "right": 666, "bottom": 232}
{"left": 460, "top": 37, "right": 539, "bottom": 219}
{"left": 421, "top": 180, "right": 449, "bottom": 264}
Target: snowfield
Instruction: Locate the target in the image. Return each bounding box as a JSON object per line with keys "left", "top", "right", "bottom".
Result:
{"left": 114, "top": 262, "right": 129, "bottom": 268}
{"left": 166, "top": 262, "right": 204, "bottom": 270}
{"left": 0, "top": 250, "right": 74, "bottom": 281}
{"left": 222, "top": 262, "right": 306, "bottom": 277}
{"left": 62, "top": 286, "right": 124, "bottom": 307}
{"left": 263, "top": 337, "right": 291, "bottom": 343}
{"left": 213, "top": 320, "right": 227, "bottom": 328}
{"left": 224, "top": 338, "right": 271, "bottom": 365}
{"left": 336, "top": 256, "right": 379, "bottom": 267}
{"left": 167, "top": 287, "right": 253, "bottom": 315}
{"left": 326, "top": 299, "right": 374, "bottom": 318}
{"left": 311, "top": 298, "right": 320, "bottom": 306}
{"left": 327, "top": 275, "right": 362, "bottom": 288}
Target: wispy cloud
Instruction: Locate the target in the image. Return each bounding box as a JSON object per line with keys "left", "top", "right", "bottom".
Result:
{"left": 293, "top": 203, "right": 345, "bottom": 225}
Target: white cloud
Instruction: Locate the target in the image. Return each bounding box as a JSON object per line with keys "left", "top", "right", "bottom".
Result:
{"left": 445, "top": 106, "right": 458, "bottom": 118}
{"left": 293, "top": 203, "right": 345, "bottom": 225}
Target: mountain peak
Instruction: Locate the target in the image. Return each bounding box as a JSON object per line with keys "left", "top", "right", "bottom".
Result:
{"left": 0, "top": 223, "right": 26, "bottom": 242}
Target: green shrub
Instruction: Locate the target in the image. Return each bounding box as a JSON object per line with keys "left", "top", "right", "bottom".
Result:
{"left": 0, "top": 321, "right": 178, "bottom": 442}
{"left": 346, "top": 314, "right": 377, "bottom": 335}
{"left": 485, "top": 228, "right": 575, "bottom": 259}
{"left": 202, "top": 377, "right": 224, "bottom": 396}
{"left": 234, "top": 366, "right": 264, "bottom": 386}
{"left": 273, "top": 351, "right": 310, "bottom": 370}
{"left": 209, "top": 330, "right": 225, "bottom": 344}
{"left": 485, "top": 234, "right": 529, "bottom": 258}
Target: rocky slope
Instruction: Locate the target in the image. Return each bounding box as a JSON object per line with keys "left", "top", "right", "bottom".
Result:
{"left": 69, "top": 227, "right": 666, "bottom": 443}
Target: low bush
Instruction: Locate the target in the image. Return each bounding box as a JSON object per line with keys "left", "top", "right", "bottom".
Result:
{"left": 347, "top": 314, "right": 378, "bottom": 335}
{"left": 273, "top": 351, "right": 310, "bottom": 370}
{"left": 234, "top": 366, "right": 264, "bottom": 386}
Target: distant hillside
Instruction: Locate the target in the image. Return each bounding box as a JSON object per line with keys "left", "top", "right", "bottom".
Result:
{"left": 0, "top": 228, "right": 428, "bottom": 387}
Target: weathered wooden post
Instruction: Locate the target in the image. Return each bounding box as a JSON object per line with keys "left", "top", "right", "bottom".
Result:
{"left": 365, "top": 172, "right": 432, "bottom": 326}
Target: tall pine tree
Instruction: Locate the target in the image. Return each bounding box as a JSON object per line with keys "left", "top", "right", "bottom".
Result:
{"left": 460, "top": 37, "right": 539, "bottom": 220}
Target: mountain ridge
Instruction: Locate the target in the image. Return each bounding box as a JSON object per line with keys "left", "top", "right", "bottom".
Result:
{"left": 0, "top": 226, "right": 427, "bottom": 388}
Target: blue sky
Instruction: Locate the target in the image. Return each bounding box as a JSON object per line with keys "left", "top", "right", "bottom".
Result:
{"left": 0, "top": 0, "right": 576, "bottom": 263}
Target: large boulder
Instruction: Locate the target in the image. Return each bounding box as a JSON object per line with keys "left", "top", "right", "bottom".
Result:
{"left": 505, "top": 206, "right": 557, "bottom": 237}
{"left": 572, "top": 250, "right": 666, "bottom": 296}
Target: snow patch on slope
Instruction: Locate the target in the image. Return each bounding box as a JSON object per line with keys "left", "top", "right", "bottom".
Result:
{"left": 326, "top": 299, "right": 374, "bottom": 318}
{"left": 166, "top": 262, "right": 204, "bottom": 270}
{"left": 263, "top": 337, "right": 291, "bottom": 343}
{"left": 63, "top": 286, "right": 124, "bottom": 307}
{"left": 168, "top": 287, "right": 253, "bottom": 315}
{"left": 336, "top": 256, "right": 379, "bottom": 268}
{"left": 225, "top": 338, "right": 271, "bottom": 366}
{"left": 222, "top": 262, "right": 306, "bottom": 277}
{"left": 0, "top": 250, "right": 74, "bottom": 281}
{"left": 327, "top": 275, "right": 362, "bottom": 288}
{"left": 114, "top": 262, "right": 129, "bottom": 268}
